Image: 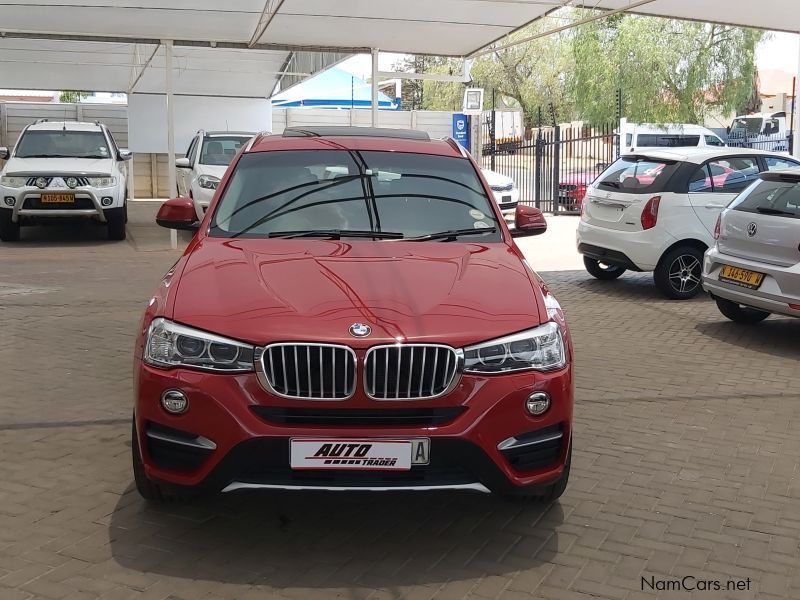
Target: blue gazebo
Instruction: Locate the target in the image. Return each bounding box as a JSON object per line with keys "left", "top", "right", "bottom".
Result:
{"left": 271, "top": 67, "right": 399, "bottom": 110}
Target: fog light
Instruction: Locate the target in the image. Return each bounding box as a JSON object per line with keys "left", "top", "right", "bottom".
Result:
{"left": 525, "top": 392, "right": 550, "bottom": 416}
{"left": 101, "top": 197, "right": 114, "bottom": 207}
{"left": 4, "top": 197, "right": 15, "bottom": 207}
{"left": 161, "top": 389, "right": 188, "bottom": 414}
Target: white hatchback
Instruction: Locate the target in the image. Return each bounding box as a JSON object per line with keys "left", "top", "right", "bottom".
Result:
{"left": 576, "top": 148, "right": 799, "bottom": 299}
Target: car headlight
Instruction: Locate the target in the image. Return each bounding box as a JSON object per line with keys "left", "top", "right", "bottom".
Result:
{"left": 463, "top": 322, "right": 566, "bottom": 373}
{"left": 144, "top": 318, "right": 255, "bottom": 372}
{"left": 198, "top": 175, "right": 220, "bottom": 190}
{"left": 87, "top": 176, "right": 116, "bottom": 188}
{"left": 0, "top": 176, "right": 26, "bottom": 188}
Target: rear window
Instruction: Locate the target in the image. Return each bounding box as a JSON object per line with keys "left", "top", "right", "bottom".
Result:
{"left": 596, "top": 157, "right": 677, "bottom": 194}
{"left": 730, "top": 178, "right": 800, "bottom": 219}
{"left": 210, "top": 150, "right": 501, "bottom": 240}
{"left": 637, "top": 134, "right": 700, "bottom": 148}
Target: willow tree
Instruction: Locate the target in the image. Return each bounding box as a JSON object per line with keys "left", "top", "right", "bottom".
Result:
{"left": 570, "top": 14, "right": 764, "bottom": 125}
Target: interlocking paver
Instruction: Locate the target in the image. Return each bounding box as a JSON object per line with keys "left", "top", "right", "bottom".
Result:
{"left": 1, "top": 207, "right": 798, "bottom": 598}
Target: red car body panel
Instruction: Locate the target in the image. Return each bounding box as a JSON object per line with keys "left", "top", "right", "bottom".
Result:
{"left": 134, "top": 132, "right": 574, "bottom": 496}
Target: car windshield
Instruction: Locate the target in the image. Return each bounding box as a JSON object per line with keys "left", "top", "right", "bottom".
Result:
{"left": 210, "top": 150, "right": 501, "bottom": 241}
{"left": 15, "top": 130, "right": 110, "bottom": 159}
{"left": 730, "top": 178, "right": 800, "bottom": 219}
{"left": 199, "top": 136, "right": 251, "bottom": 166}
{"left": 730, "top": 118, "right": 763, "bottom": 136}
{"left": 595, "top": 157, "right": 677, "bottom": 194}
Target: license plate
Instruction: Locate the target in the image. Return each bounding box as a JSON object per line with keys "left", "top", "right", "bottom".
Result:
{"left": 40, "top": 193, "right": 75, "bottom": 204}
{"left": 290, "top": 438, "right": 430, "bottom": 471}
{"left": 719, "top": 264, "right": 765, "bottom": 289}
{"left": 502, "top": 195, "right": 512, "bottom": 202}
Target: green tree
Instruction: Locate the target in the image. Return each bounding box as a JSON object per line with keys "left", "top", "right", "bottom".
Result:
{"left": 58, "top": 91, "right": 92, "bottom": 103}
{"left": 570, "top": 14, "right": 764, "bottom": 125}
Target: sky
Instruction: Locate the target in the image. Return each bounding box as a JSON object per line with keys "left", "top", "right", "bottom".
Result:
{"left": 340, "top": 32, "right": 800, "bottom": 81}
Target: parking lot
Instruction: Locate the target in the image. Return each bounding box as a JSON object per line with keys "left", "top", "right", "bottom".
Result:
{"left": 0, "top": 203, "right": 797, "bottom": 600}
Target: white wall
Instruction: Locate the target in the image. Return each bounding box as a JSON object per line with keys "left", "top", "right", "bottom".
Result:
{"left": 272, "top": 108, "right": 454, "bottom": 140}
{"left": 128, "top": 94, "right": 271, "bottom": 154}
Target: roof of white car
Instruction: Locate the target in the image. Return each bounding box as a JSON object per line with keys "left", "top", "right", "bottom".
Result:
{"left": 26, "top": 121, "right": 103, "bottom": 132}
{"left": 628, "top": 146, "right": 793, "bottom": 164}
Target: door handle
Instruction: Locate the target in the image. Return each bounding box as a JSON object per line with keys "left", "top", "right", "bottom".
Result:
{"left": 704, "top": 203, "right": 726, "bottom": 209}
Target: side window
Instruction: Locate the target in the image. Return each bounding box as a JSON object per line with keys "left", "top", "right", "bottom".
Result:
{"left": 704, "top": 135, "right": 724, "bottom": 147}
{"left": 186, "top": 137, "right": 199, "bottom": 165}
{"left": 707, "top": 157, "right": 759, "bottom": 193}
{"left": 763, "top": 119, "right": 780, "bottom": 136}
{"left": 625, "top": 133, "right": 633, "bottom": 146}
{"left": 764, "top": 156, "right": 799, "bottom": 172}
{"left": 688, "top": 165, "right": 713, "bottom": 193}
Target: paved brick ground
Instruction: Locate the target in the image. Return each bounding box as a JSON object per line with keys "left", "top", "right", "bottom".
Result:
{"left": 1, "top": 207, "right": 799, "bottom": 599}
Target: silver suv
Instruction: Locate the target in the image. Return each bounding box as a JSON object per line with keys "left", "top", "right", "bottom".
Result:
{"left": 703, "top": 169, "right": 800, "bottom": 322}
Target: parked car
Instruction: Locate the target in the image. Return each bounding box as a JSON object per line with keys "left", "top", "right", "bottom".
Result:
{"left": 176, "top": 130, "right": 256, "bottom": 220}
{"left": 481, "top": 168, "right": 519, "bottom": 218}
{"left": 0, "top": 119, "right": 131, "bottom": 241}
{"left": 703, "top": 168, "right": 800, "bottom": 322}
{"left": 134, "top": 126, "right": 573, "bottom": 503}
{"left": 727, "top": 112, "right": 789, "bottom": 153}
{"left": 576, "top": 147, "right": 800, "bottom": 299}
{"left": 558, "top": 165, "right": 608, "bottom": 211}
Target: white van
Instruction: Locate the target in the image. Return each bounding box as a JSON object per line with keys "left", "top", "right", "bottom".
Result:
{"left": 620, "top": 122, "right": 726, "bottom": 155}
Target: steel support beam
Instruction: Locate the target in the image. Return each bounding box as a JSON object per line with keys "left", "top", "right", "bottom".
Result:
{"left": 164, "top": 39, "right": 177, "bottom": 249}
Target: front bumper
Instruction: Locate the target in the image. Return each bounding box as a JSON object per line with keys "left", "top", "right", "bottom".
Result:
{"left": 134, "top": 362, "right": 573, "bottom": 496}
{"left": 2, "top": 185, "right": 120, "bottom": 222}
{"left": 703, "top": 247, "right": 800, "bottom": 318}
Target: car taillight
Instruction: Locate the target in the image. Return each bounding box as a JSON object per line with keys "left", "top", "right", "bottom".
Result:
{"left": 713, "top": 215, "right": 721, "bottom": 240}
{"left": 640, "top": 196, "right": 660, "bottom": 230}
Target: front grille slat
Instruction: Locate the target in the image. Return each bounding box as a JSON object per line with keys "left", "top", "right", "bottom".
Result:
{"left": 260, "top": 344, "right": 355, "bottom": 400}
{"left": 365, "top": 344, "right": 460, "bottom": 400}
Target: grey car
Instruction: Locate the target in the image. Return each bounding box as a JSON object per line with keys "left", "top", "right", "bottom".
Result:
{"left": 703, "top": 169, "right": 800, "bottom": 322}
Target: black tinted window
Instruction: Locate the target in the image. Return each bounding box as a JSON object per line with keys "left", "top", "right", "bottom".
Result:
{"left": 596, "top": 158, "right": 677, "bottom": 194}
{"left": 200, "top": 136, "right": 251, "bottom": 166}
{"left": 765, "top": 156, "right": 800, "bottom": 172}
{"left": 637, "top": 134, "right": 700, "bottom": 148}
{"left": 211, "top": 150, "right": 500, "bottom": 240}
{"left": 731, "top": 179, "right": 800, "bottom": 219}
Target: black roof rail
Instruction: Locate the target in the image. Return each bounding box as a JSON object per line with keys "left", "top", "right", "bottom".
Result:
{"left": 282, "top": 126, "right": 431, "bottom": 141}
{"left": 34, "top": 118, "right": 49, "bottom": 124}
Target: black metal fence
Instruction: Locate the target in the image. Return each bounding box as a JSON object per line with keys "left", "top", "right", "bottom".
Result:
{"left": 481, "top": 121, "right": 618, "bottom": 214}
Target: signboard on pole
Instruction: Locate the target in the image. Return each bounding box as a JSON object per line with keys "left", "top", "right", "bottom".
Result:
{"left": 452, "top": 113, "right": 470, "bottom": 150}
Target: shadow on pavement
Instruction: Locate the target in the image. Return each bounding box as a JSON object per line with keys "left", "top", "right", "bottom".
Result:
{"left": 109, "top": 485, "right": 564, "bottom": 588}
{"left": 695, "top": 317, "right": 800, "bottom": 360}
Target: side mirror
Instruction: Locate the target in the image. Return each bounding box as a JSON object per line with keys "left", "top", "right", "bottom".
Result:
{"left": 511, "top": 204, "right": 547, "bottom": 237}
{"left": 0, "top": 147, "right": 9, "bottom": 160}
{"left": 156, "top": 197, "right": 199, "bottom": 231}
{"left": 118, "top": 149, "right": 132, "bottom": 161}
{"left": 175, "top": 157, "right": 191, "bottom": 169}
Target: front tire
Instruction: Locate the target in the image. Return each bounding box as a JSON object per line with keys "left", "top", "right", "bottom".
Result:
{"left": 654, "top": 245, "right": 704, "bottom": 299}
{"left": 583, "top": 256, "right": 626, "bottom": 280}
{"left": 0, "top": 210, "right": 20, "bottom": 242}
{"left": 715, "top": 297, "right": 770, "bottom": 323}
{"left": 105, "top": 205, "right": 126, "bottom": 241}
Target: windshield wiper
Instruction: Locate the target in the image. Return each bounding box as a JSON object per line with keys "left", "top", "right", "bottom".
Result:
{"left": 755, "top": 206, "right": 795, "bottom": 216}
{"left": 267, "top": 229, "right": 404, "bottom": 240}
{"left": 18, "top": 154, "right": 74, "bottom": 158}
{"left": 408, "top": 227, "right": 497, "bottom": 242}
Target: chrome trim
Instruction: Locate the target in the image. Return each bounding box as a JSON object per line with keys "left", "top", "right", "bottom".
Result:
{"left": 222, "top": 482, "right": 490, "bottom": 493}
{"left": 255, "top": 342, "right": 357, "bottom": 401}
{"left": 497, "top": 431, "right": 563, "bottom": 452}
{"left": 363, "top": 344, "right": 463, "bottom": 401}
{"left": 145, "top": 429, "right": 217, "bottom": 451}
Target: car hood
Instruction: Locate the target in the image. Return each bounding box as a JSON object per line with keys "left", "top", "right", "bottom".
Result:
{"left": 481, "top": 168, "right": 513, "bottom": 187}
{"left": 195, "top": 164, "right": 230, "bottom": 179}
{"left": 172, "top": 238, "right": 543, "bottom": 348}
{"left": 2, "top": 156, "right": 114, "bottom": 175}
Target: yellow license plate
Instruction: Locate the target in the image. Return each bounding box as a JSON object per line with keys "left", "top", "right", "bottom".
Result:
{"left": 40, "top": 193, "right": 75, "bottom": 204}
{"left": 719, "top": 265, "right": 764, "bottom": 289}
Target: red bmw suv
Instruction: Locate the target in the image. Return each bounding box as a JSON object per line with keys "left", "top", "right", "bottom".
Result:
{"left": 133, "top": 127, "right": 574, "bottom": 502}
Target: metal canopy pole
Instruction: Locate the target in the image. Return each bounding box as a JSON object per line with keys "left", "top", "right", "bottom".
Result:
{"left": 164, "top": 39, "right": 177, "bottom": 249}
{"left": 371, "top": 48, "right": 379, "bottom": 127}
{"left": 794, "top": 33, "right": 800, "bottom": 158}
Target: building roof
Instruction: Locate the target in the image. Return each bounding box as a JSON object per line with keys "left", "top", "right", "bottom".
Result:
{"left": 271, "top": 67, "right": 397, "bottom": 109}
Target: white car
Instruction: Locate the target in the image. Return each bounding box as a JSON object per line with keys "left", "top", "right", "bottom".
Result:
{"left": 576, "top": 147, "right": 799, "bottom": 299}
{"left": 176, "top": 130, "right": 255, "bottom": 219}
{"left": 481, "top": 168, "right": 519, "bottom": 219}
{"left": 0, "top": 119, "right": 131, "bottom": 241}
